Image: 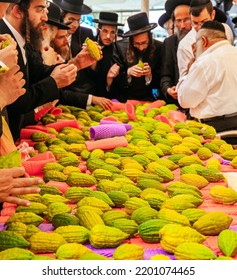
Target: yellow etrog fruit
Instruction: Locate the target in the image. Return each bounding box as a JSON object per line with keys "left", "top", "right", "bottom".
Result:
{"left": 85, "top": 37, "right": 101, "bottom": 61}
{"left": 137, "top": 59, "right": 144, "bottom": 70}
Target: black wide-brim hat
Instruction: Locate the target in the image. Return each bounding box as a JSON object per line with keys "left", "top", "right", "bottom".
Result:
{"left": 52, "top": 0, "right": 92, "bottom": 15}
{"left": 214, "top": 7, "right": 227, "bottom": 23}
{"left": 190, "top": 0, "right": 227, "bottom": 23}
{"left": 232, "top": 17, "right": 237, "bottom": 27}
{"left": 93, "top": 12, "right": 124, "bottom": 26}
{"left": 0, "top": 0, "right": 20, "bottom": 2}
{"left": 123, "top": 12, "right": 157, "bottom": 37}
{"left": 47, "top": 2, "right": 70, "bottom": 30}
{"left": 165, "top": 0, "right": 191, "bottom": 15}
{"left": 158, "top": 12, "right": 171, "bottom": 28}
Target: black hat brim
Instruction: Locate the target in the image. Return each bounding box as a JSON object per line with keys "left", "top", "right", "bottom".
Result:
{"left": 52, "top": 0, "right": 92, "bottom": 15}
{"left": 47, "top": 19, "right": 70, "bottom": 30}
{"left": 214, "top": 7, "right": 227, "bottom": 23}
{"left": 232, "top": 16, "right": 237, "bottom": 27}
{"left": 165, "top": 0, "right": 191, "bottom": 15}
{"left": 0, "top": 0, "right": 20, "bottom": 2}
{"left": 123, "top": 23, "right": 157, "bottom": 37}
{"left": 93, "top": 19, "right": 124, "bottom": 26}
{"left": 158, "top": 12, "right": 171, "bottom": 28}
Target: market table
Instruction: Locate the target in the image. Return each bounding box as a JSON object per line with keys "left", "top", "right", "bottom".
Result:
{"left": 1, "top": 102, "right": 237, "bottom": 260}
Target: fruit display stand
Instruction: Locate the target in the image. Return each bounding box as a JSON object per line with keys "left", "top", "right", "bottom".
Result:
{"left": 1, "top": 100, "right": 237, "bottom": 260}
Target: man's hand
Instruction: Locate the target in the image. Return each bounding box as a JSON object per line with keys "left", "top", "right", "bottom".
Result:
{"left": 0, "top": 65, "right": 26, "bottom": 109}
{"left": 106, "top": 63, "right": 120, "bottom": 89}
{"left": 167, "top": 86, "right": 178, "bottom": 99}
{"left": 0, "top": 167, "right": 42, "bottom": 206}
{"left": 41, "top": 45, "right": 62, "bottom": 66}
{"left": 71, "top": 44, "right": 103, "bottom": 71}
{"left": 0, "top": 34, "right": 18, "bottom": 68}
{"left": 127, "top": 64, "right": 145, "bottom": 78}
{"left": 92, "top": 96, "right": 113, "bottom": 110}
{"left": 50, "top": 63, "right": 77, "bottom": 88}
{"left": 143, "top": 62, "right": 152, "bottom": 78}
{"left": 107, "top": 63, "right": 120, "bottom": 79}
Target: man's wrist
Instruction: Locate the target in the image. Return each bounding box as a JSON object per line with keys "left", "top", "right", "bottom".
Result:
{"left": 145, "top": 75, "right": 152, "bottom": 86}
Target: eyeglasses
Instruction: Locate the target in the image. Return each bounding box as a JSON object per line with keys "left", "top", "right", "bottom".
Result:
{"left": 67, "top": 18, "right": 83, "bottom": 24}
{"left": 175, "top": 18, "right": 191, "bottom": 25}
{"left": 35, "top": 1, "right": 50, "bottom": 14}
{"left": 133, "top": 41, "right": 149, "bottom": 47}
{"left": 99, "top": 29, "right": 116, "bottom": 36}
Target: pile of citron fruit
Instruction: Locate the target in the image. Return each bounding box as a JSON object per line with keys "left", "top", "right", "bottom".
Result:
{"left": 1, "top": 102, "right": 237, "bottom": 260}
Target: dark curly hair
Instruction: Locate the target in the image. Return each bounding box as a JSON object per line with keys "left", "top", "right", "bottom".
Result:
{"left": 126, "top": 31, "right": 155, "bottom": 65}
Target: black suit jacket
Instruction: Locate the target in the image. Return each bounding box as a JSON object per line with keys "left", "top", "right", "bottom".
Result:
{"left": 160, "top": 34, "right": 180, "bottom": 107}
{"left": 111, "top": 38, "right": 163, "bottom": 102}
{"left": 68, "top": 26, "right": 96, "bottom": 94}
{"left": 0, "top": 19, "right": 60, "bottom": 140}
{"left": 86, "top": 42, "right": 115, "bottom": 98}
{"left": 71, "top": 26, "right": 95, "bottom": 57}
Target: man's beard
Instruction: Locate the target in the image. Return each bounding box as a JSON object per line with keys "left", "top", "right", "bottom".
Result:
{"left": 134, "top": 46, "right": 150, "bottom": 60}
{"left": 21, "top": 17, "right": 43, "bottom": 51}
{"left": 53, "top": 43, "right": 70, "bottom": 60}
{"left": 177, "top": 28, "right": 191, "bottom": 41}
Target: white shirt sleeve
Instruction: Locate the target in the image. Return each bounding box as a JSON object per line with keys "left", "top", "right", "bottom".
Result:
{"left": 177, "top": 43, "right": 195, "bottom": 80}
{"left": 177, "top": 61, "right": 209, "bottom": 109}
{"left": 86, "top": 94, "right": 93, "bottom": 109}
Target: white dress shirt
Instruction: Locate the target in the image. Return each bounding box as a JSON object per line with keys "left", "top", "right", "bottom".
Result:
{"left": 177, "top": 40, "right": 237, "bottom": 119}
{"left": 3, "top": 17, "right": 27, "bottom": 65}
{"left": 177, "top": 28, "right": 196, "bottom": 80}
{"left": 177, "top": 24, "right": 234, "bottom": 80}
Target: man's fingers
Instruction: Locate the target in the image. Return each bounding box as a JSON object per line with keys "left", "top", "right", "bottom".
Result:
{"left": 12, "top": 177, "right": 43, "bottom": 188}
{"left": 10, "top": 186, "right": 41, "bottom": 196}
{"left": 4, "top": 196, "right": 31, "bottom": 207}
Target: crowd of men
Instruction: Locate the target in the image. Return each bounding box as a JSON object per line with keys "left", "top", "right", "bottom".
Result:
{"left": 0, "top": 0, "right": 237, "bottom": 206}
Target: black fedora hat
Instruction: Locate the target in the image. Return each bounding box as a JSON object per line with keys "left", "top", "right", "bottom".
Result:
{"left": 123, "top": 12, "right": 157, "bottom": 37}
{"left": 190, "top": 0, "right": 227, "bottom": 22}
{"left": 93, "top": 12, "right": 124, "bottom": 26}
{"left": 233, "top": 17, "right": 237, "bottom": 26}
{"left": 0, "top": 0, "right": 20, "bottom": 2}
{"left": 47, "top": 2, "right": 70, "bottom": 30}
{"left": 52, "top": 0, "right": 92, "bottom": 15}
{"left": 214, "top": 7, "right": 227, "bottom": 23}
{"left": 165, "top": 0, "right": 191, "bottom": 15}
{"left": 158, "top": 12, "right": 171, "bottom": 28}
{"left": 201, "top": 20, "right": 225, "bottom": 32}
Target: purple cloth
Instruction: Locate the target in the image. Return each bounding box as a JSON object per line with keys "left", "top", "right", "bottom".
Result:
{"left": 90, "top": 124, "right": 127, "bottom": 140}
{"left": 100, "top": 120, "right": 132, "bottom": 131}
{"left": 229, "top": 225, "right": 237, "bottom": 233}
{"left": 85, "top": 244, "right": 115, "bottom": 257}
{"left": 221, "top": 159, "right": 230, "bottom": 165}
{"left": 0, "top": 224, "right": 6, "bottom": 231}
{"left": 144, "top": 248, "right": 176, "bottom": 260}
{"left": 38, "top": 223, "right": 54, "bottom": 232}
{"left": 85, "top": 244, "right": 176, "bottom": 260}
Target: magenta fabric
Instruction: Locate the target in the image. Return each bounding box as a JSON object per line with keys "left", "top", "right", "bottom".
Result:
{"left": 109, "top": 102, "right": 125, "bottom": 112}
{"left": 20, "top": 125, "right": 50, "bottom": 139}
{"left": 35, "top": 107, "right": 63, "bottom": 121}
{"left": 125, "top": 102, "right": 136, "bottom": 121}
{"left": 99, "top": 120, "right": 132, "bottom": 131}
{"left": 23, "top": 151, "right": 56, "bottom": 176}
{"left": 85, "top": 136, "right": 128, "bottom": 151}
{"left": 90, "top": 124, "right": 127, "bottom": 140}
{"left": 45, "top": 119, "right": 82, "bottom": 132}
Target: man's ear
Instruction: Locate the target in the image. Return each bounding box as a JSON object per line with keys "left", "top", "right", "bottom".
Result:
{"left": 211, "top": 9, "right": 216, "bottom": 21}
{"left": 12, "top": 4, "right": 24, "bottom": 20}
{"left": 202, "top": 35, "right": 209, "bottom": 48}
